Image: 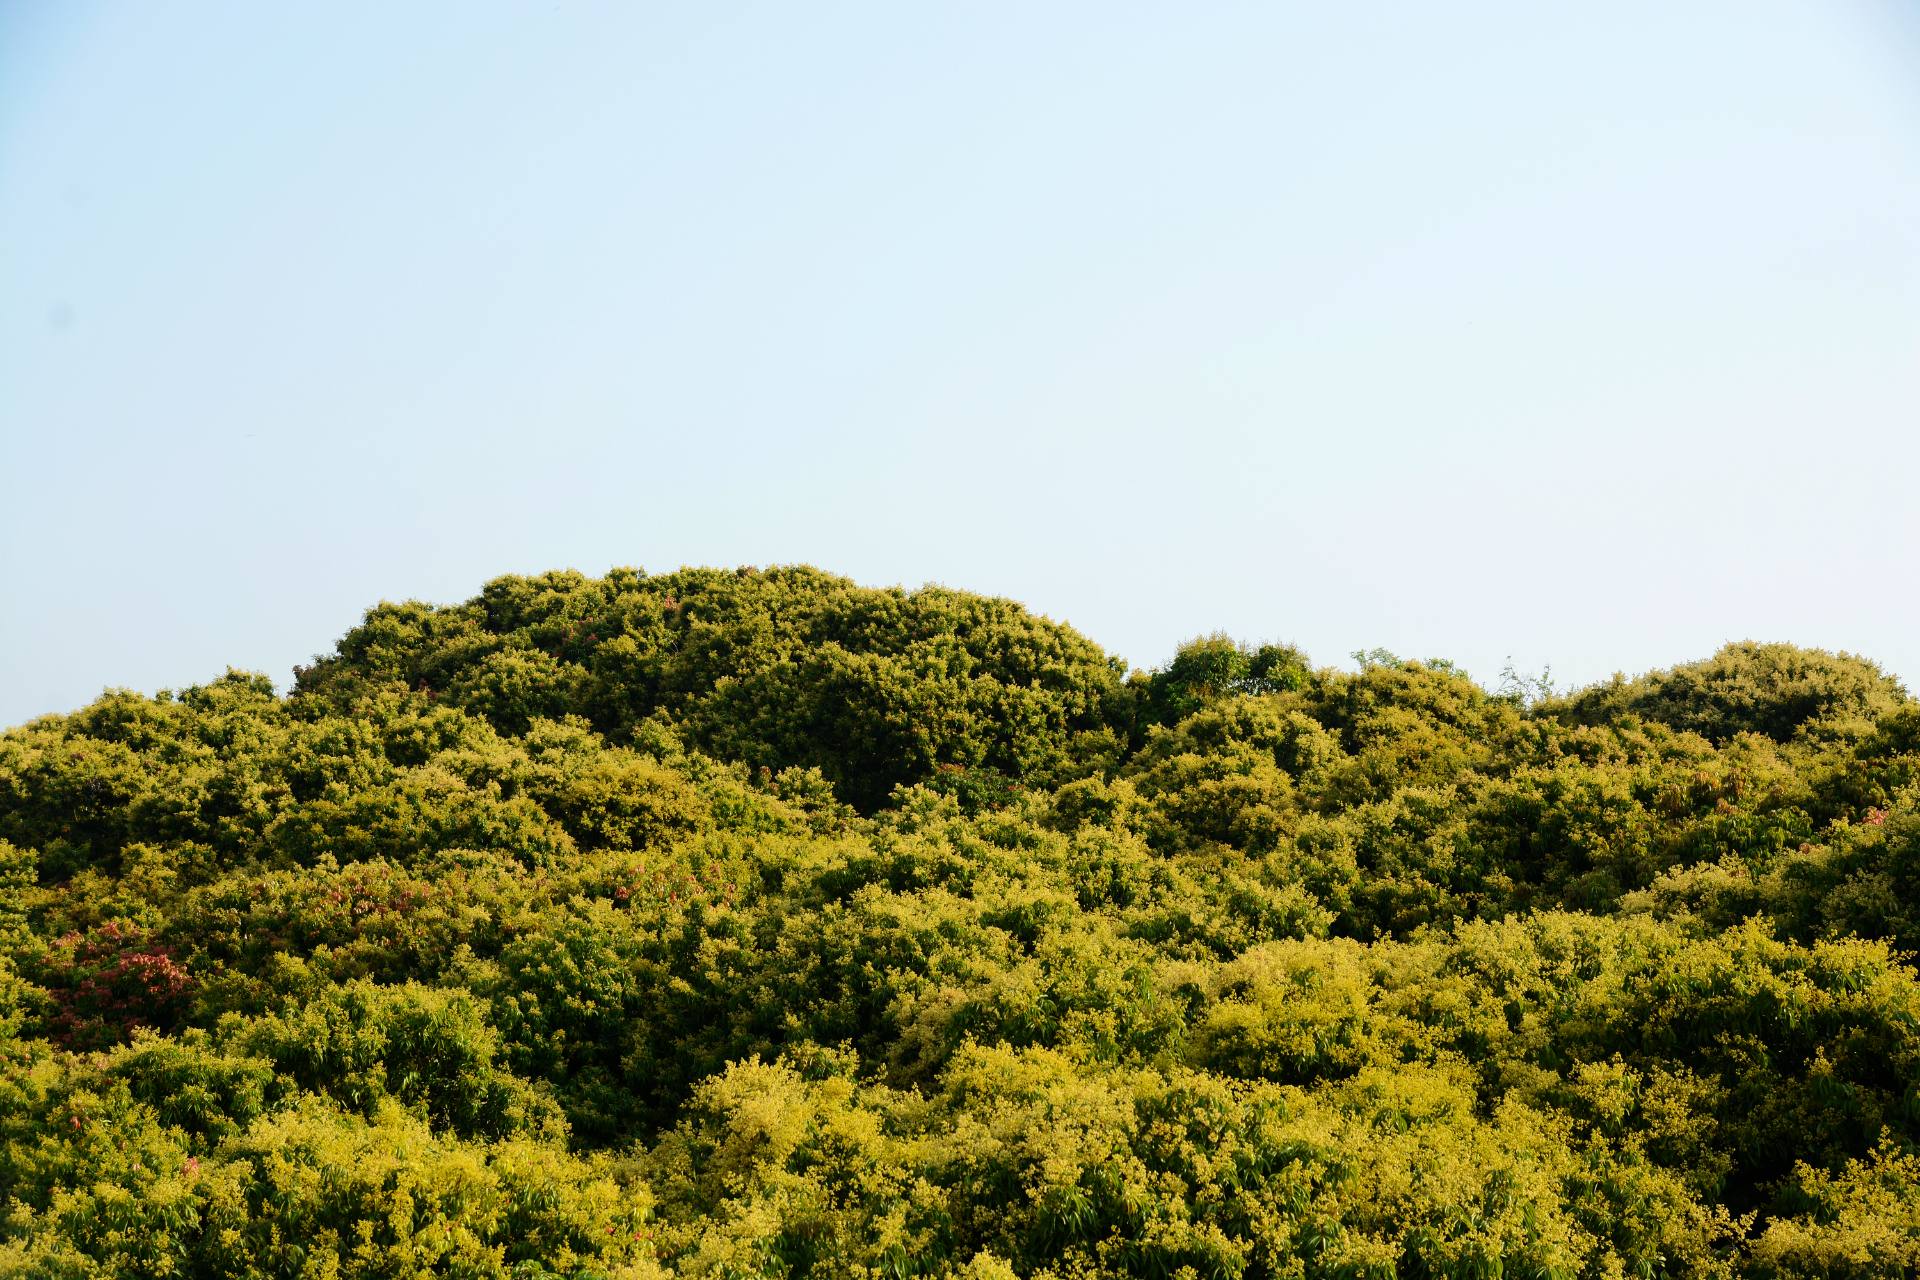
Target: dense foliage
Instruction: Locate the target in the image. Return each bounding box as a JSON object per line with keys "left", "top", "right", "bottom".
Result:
{"left": 3, "top": 565, "right": 1918, "bottom": 1279}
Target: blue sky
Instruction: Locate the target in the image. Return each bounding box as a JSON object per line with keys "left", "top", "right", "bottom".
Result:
{"left": 3, "top": 2, "right": 1918, "bottom": 726}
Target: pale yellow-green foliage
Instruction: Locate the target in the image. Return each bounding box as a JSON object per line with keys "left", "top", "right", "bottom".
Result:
{"left": 2, "top": 569, "right": 1918, "bottom": 1277}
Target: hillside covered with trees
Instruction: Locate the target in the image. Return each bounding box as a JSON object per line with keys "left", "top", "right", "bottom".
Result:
{"left": 4, "top": 565, "right": 1919, "bottom": 1279}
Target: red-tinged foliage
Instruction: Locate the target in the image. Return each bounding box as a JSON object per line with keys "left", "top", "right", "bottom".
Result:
{"left": 39, "top": 922, "right": 194, "bottom": 1049}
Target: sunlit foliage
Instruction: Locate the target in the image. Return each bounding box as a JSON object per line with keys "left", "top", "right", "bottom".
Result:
{"left": 2, "top": 565, "right": 1916, "bottom": 1277}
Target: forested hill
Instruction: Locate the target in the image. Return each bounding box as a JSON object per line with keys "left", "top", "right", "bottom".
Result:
{"left": 4, "top": 566, "right": 1919, "bottom": 1279}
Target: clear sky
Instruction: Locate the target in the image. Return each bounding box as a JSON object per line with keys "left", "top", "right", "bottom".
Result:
{"left": 3, "top": 2, "right": 1918, "bottom": 727}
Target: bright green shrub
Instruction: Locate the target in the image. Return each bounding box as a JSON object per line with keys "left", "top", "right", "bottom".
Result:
{"left": 235, "top": 980, "right": 565, "bottom": 1140}
{"left": 1553, "top": 643, "right": 1907, "bottom": 745}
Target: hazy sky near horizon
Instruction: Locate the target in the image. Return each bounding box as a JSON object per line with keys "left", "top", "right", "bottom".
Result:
{"left": 3, "top": 2, "right": 1919, "bottom": 726}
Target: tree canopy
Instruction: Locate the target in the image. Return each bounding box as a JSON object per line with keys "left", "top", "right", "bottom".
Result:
{"left": 2, "top": 565, "right": 1916, "bottom": 1278}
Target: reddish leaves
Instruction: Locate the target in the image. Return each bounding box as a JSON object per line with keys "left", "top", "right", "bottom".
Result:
{"left": 41, "top": 922, "right": 194, "bottom": 1049}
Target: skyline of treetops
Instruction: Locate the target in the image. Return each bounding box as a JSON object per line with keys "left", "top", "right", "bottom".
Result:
{"left": 3, "top": 564, "right": 1917, "bottom": 1278}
